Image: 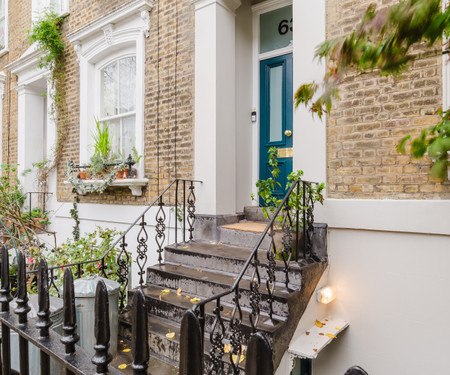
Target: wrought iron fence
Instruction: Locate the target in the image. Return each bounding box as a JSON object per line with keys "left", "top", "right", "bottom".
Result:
{"left": 179, "top": 179, "right": 323, "bottom": 375}
{"left": 28, "top": 179, "right": 201, "bottom": 310}
{"left": 0, "top": 245, "right": 149, "bottom": 374}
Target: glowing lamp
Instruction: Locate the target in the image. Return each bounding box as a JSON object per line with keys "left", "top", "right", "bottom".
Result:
{"left": 316, "top": 286, "right": 336, "bottom": 304}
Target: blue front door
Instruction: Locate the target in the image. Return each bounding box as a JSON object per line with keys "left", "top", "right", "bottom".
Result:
{"left": 259, "top": 53, "right": 293, "bottom": 197}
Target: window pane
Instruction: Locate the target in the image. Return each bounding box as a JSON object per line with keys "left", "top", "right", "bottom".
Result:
{"left": 105, "top": 119, "right": 120, "bottom": 157}
{"left": 260, "top": 6, "right": 293, "bottom": 54}
{"left": 101, "top": 61, "right": 118, "bottom": 117}
{"left": 122, "top": 116, "right": 135, "bottom": 158}
{"left": 269, "top": 65, "right": 283, "bottom": 143}
{"left": 119, "top": 57, "right": 136, "bottom": 114}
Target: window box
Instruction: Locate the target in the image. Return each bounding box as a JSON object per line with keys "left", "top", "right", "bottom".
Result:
{"left": 64, "top": 178, "right": 148, "bottom": 196}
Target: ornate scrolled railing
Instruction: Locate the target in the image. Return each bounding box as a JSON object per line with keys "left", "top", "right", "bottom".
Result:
{"left": 27, "top": 179, "right": 201, "bottom": 310}
{"left": 181, "top": 179, "right": 323, "bottom": 375}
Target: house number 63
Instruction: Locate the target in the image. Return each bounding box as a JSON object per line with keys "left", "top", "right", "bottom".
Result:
{"left": 278, "top": 19, "right": 293, "bottom": 35}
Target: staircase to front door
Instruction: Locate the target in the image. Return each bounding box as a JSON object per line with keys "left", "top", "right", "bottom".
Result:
{"left": 115, "top": 180, "right": 327, "bottom": 374}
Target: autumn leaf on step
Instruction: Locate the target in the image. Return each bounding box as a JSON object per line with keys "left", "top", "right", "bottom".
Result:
{"left": 159, "top": 295, "right": 162, "bottom": 301}
{"left": 326, "top": 333, "right": 337, "bottom": 339}
{"left": 305, "top": 331, "right": 310, "bottom": 335}
{"left": 224, "top": 344, "right": 232, "bottom": 353}
{"left": 166, "top": 332, "right": 176, "bottom": 339}
{"left": 225, "top": 311, "right": 232, "bottom": 316}
{"left": 241, "top": 345, "right": 247, "bottom": 353}
{"left": 122, "top": 349, "right": 131, "bottom": 353}
{"left": 190, "top": 297, "right": 201, "bottom": 303}
{"left": 161, "top": 289, "right": 170, "bottom": 295}
{"left": 232, "top": 354, "right": 245, "bottom": 364}
{"left": 211, "top": 241, "right": 216, "bottom": 245}
{"left": 183, "top": 246, "right": 188, "bottom": 249}
{"left": 185, "top": 296, "right": 190, "bottom": 299}
{"left": 335, "top": 326, "right": 341, "bottom": 330}
{"left": 315, "top": 320, "right": 324, "bottom": 328}
{"left": 118, "top": 364, "right": 127, "bottom": 369}
{"left": 177, "top": 288, "right": 182, "bottom": 295}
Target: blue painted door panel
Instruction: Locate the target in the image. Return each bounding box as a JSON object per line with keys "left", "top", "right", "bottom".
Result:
{"left": 259, "top": 53, "right": 293, "bottom": 197}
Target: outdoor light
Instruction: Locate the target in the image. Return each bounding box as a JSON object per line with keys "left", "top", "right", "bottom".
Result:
{"left": 316, "top": 286, "right": 336, "bottom": 304}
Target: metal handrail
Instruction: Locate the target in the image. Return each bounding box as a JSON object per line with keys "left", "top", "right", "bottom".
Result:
{"left": 192, "top": 180, "right": 304, "bottom": 313}
{"left": 28, "top": 178, "right": 202, "bottom": 275}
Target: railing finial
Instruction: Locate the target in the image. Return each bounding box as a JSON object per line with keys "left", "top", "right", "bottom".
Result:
{"left": 61, "top": 267, "right": 79, "bottom": 354}
{"left": 131, "top": 288, "right": 149, "bottom": 374}
{"left": 92, "top": 279, "right": 112, "bottom": 374}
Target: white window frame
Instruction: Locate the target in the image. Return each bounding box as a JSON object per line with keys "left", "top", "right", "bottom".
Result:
{"left": 96, "top": 51, "right": 137, "bottom": 158}
{"left": 0, "top": 72, "right": 5, "bottom": 165}
{"left": 0, "top": 0, "right": 9, "bottom": 56}
{"left": 68, "top": 1, "right": 152, "bottom": 178}
{"left": 32, "top": 0, "right": 69, "bottom": 22}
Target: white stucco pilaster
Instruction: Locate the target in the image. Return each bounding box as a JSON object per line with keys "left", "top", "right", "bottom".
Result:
{"left": 192, "top": 0, "right": 241, "bottom": 215}
{"left": 16, "top": 84, "right": 46, "bottom": 192}
{"left": 292, "top": 0, "right": 326, "bottom": 185}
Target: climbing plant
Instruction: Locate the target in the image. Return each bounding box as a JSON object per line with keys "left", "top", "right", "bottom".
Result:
{"left": 28, "top": 11, "right": 68, "bottom": 190}
{"left": 295, "top": 0, "right": 450, "bottom": 180}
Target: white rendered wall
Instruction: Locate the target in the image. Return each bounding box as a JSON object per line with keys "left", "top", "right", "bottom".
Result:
{"left": 193, "top": 0, "right": 240, "bottom": 216}
{"left": 235, "top": 2, "right": 254, "bottom": 212}
{"left": 314, "top": 229, "right": 450, "bottom": 375}
{"left": 292, "top": 0, "right": 326, "bottom": 185}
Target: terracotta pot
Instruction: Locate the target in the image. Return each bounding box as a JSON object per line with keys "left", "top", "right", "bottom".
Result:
{"left": 79, "top": 171, "right": 87, "bottom": 179}
{"left": 116, "top": 169, "right": 129, "bottom": 179}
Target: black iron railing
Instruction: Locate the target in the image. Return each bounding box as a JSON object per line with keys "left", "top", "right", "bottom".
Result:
{"left": 0, "top": 245, "right": 150, "bottom": 374}
{"left": 179, "top": 179, "right": 322, "bottom": 375}
{"left": 71, "top": 154, "right": 136, "bottom": 177}
{"left": 28, "top": 178, "right": 201, "bottom": 310}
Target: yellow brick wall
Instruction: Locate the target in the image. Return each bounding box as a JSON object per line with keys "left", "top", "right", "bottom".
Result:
{"left": 326, "top": 0, "right": 450, "bottom": 199}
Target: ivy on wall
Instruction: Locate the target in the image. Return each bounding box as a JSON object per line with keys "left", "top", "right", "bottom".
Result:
{"left": 28, "top": 11, "right": 68, "bottom": 190}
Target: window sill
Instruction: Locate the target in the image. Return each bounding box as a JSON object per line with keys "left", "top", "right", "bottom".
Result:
{"left": 0, "top": 48, "right": 9, "bottom": 58}
{"left": 64, "top": 178, "right": 148, "bottom": 196}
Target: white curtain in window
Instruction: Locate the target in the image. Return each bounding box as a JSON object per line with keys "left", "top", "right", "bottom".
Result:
{"left": 100, "top": 56, "right": 136, "bottom": 158}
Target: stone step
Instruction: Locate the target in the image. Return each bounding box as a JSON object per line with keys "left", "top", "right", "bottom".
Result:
{"left": 243, "top": 206, "right": 269, "bottom": 222}
{"left": 119, "top": 313, "right": 247, "bottom": 372}
{"left": 111, "top": 339, "right": 178, "bottom": 375}
{"left": 164, "top": 241, "right": 302, "bottom": 286}
{"left": 128, "top": 284, "right": 285, "bottom": 340}
{"left": 217, "top": 223, "right": 272, "bottom": 250}
{"left": 146, "top": 263, "right": 292, "bottom": 317}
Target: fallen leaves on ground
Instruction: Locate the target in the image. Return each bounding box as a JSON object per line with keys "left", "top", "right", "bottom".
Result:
{"left": 183, "top": 246, "right": 188, "bottom": 249}
{"left": 122, "top": 348, "right": 131, "bottom": 353}
{"left": 224, "top": 344, "right": 232, "bottom": 353}
{"left": 315, "top": 320, "right": 324, "bottom": 328}
{"left": 161, "top": 289, "right": 170, "bottom": 295}
{"left": 166, "top": 332, "right": 176, "bottom": 339}
{"left": 305, "top": 331, "right": 310, "bottom": 335}
{"left": 232, "top": 354, "right": 245, "bottom": 364}
{"left": 118, "top": 364, "right": 127, "bottom": 369}
{"left": 190, "top": 297, "right": 201, "bottom": 303}
{"left": 326, "top": 333, "right": 337, "bottom": 339}
{"left": 335, "top": 326, "right": 341, "bottom": 330}
{"left": 177, "top": 288, "right": 182, "bottom": 295}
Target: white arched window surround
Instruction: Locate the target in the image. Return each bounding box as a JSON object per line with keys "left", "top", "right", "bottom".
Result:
{"left": 68, "top": 0, "right": 152, "bottom": 177}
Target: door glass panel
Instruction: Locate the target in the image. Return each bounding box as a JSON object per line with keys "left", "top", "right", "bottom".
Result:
{"left": 269, "top": 65, "right": 283, "bottom": 143}
{"left": 260, "top": 5, "right": 293, "bottom": 54}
